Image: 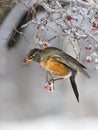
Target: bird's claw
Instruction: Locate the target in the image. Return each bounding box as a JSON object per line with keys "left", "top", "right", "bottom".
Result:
{"left": 43, "top": 79, "right": 54, "bottom": 92}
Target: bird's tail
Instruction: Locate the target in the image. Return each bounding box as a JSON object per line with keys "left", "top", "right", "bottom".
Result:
{"left": 70, "top": 75, "right": 79, "bottom": 102}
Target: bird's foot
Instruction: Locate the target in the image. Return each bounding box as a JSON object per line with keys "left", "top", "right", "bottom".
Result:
{"left": 43, "top": 78, "right": 63, "bottom": 92}
{"left": 44, "top": 79, "right": 54, "bottom": 92}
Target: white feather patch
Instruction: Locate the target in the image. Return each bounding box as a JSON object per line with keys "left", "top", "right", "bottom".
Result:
{"left": 63, "top": 71, "right": 72, "bottom": 79}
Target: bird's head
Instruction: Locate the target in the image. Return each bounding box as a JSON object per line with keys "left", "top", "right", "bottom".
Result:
{"left": 24, "top": 48, "right": 42, "bottom": 63}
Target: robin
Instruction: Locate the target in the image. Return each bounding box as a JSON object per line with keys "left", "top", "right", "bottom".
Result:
{"left": 24, "top": 47, "right": 90, "bottom": 102}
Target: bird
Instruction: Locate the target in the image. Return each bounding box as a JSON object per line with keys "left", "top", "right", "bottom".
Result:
{"left": 24, "top": 47, "right": 90, "bottom": 102}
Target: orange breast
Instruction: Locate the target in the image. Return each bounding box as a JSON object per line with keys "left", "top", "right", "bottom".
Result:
{"left": 40, "top": 57, "right": 69, "bottom": 76}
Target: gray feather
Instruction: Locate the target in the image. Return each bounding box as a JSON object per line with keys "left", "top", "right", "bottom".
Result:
{"left": 43, "top": 47, "right": 90, "bottom": 78}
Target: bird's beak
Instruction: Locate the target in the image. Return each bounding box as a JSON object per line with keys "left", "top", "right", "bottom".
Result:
{"left": 24, "top": 56, "right": 32, "bottom": 63}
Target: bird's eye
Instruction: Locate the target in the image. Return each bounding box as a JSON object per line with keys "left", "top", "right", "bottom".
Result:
{"left": 29, "top": 55, "right": 35, "bottom": 59}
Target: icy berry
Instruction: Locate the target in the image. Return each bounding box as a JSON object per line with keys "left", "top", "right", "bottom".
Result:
{"left": 92, "top": 22, "right": 96, "bottom": 28}
{"left": 91, "top": 52, "right": 97, "bottom": 57}
{"left": 66, "top": 15, "right": 72, "bottom": 21}
{"left": 95, "top": 58, "right": 98, "bottom": 64}
{"left": 85, "top": 44, "right": 92, "bottom": 50}
{"left": 92, "top": 22, "right": 98, "bottom": 30}
{"left": 43, "top": 81, "right": 54, "bottom": 92}
{"left": 39, "top": 41, "right": 49, "bottom": 48}
{"left": 94, "top": 12, "right": 98, "bottom": 19}
{"left": 86, "top": 56, "right": 92, "bottom": 62}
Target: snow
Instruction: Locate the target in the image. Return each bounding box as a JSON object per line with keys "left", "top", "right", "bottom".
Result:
{"left": 0, "top": 116, "right": 98, "bottom": 130}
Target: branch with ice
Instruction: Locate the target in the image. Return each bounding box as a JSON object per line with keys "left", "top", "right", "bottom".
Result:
{"left": 20, "top": 0, "right": 98, "bottom": 69}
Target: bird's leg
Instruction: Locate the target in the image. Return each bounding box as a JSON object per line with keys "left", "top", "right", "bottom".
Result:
{"left": 44, "top": 77, "right": 63, "bottom": 92}
{"left": 46, "top": 71, "right": 48, "bottom": 81}
{"left": 46, "top": 71, "right": 53, "bottom": 82}
{"left": 46, "top": 71, "right": 53, "bottom": 80}
{"left": 44, "top": 79, "right": 54, "bottom": 92}
{"left": 46, "top": 72, "right": 63, "bottom": 82}
{"left": 47, "top": 77, "right": 63, "bottom": 85}
{"left": 44, "top": 72, "right": 64, "bottom": 92}
{"left": 44, "top": 71, "right": 54, "bottom": 92}
{"left": 53, "top": 78, "right": 63, "bottom": 81}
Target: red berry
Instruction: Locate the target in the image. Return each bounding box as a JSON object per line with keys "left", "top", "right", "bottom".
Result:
{"left": 94, "top": 12, "right": 98, "bottom": 19}
{"left": 91, "top": 22, "right": 98, "bottom": 30}
{"left": 94, "top": 16, "right": 98, "bottom": 19}
{"left": 85, "top": 44, "right": 92, "bottom": 50}
{"left": 39, "top": 41, "right": 49, "bottom": 48}
{"left": 92, "top": 22, "right": 96, "bottom": 28}
{"left": 66, "top": 15, "right": 72, "bottom": 21}
{"left": 86, "top": 56, "right": 92, "bottom": 62}
{"left": 43, "top": 82, "right": 54, "bottom": 92}
{"left": 43, "top": 42, "right": 48, "bottom": 47}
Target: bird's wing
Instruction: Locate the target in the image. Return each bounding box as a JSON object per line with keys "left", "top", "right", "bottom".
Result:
{"left": 51, "top": 52, "right": 90, "bottom": 78}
